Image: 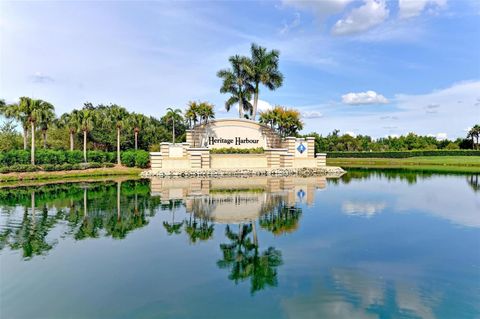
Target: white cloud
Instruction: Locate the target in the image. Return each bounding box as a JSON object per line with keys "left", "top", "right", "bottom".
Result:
{"left": 342, "top": 201, "right": 387, "bottom": 217}
{"left": 429, "top": 132, "right": 447, "bottom": 140}
{"left": 332, "top": 0, "right": 389, "bottom": 35}
{"left": 342, "top": 90, "right": 389, "bottom": 105}
{"left": 280, "top": 12, "right": 301, "bottom": 34}
{"left": 399, "top": 0, "right": 447, "bottom": 19}
{"left": 282, "top": 0, "right": 354, "bottom": 20}
{"left": 344, "top": 131, "right": 357, "bottom": 137}
{"left": 302, "top": 111, "right": 323, "bottom": 119}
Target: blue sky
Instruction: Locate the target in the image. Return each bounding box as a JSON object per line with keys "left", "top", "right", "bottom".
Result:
{"left": 1, "top": 0, "right": 479, "bottom": 139}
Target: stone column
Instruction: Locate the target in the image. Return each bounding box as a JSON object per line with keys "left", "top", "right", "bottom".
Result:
{"left": 265, "top": 149, "right": 286, "bottom": 168}
{"left": 284, "top": 137, "right": 296, "bottom": 155}
{"left": 306, "top": 137, "right": 315, "bottom": 158}
{"left": 316, "top": 153, "right": 327, "bottom": 167}
{"left": 150, "top": 152, "right": 162, "bottom": 170}
{"left": 280, "top": 153, "right": 294, "bottom": 168}
{"left": 160, "top": 142, "right": 170, "bottom": 157}
{"left": 186, "top": 130, "right": 193, "bottom": 145}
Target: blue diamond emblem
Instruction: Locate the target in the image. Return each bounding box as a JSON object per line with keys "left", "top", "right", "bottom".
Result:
{"left": 297, "top": 143, "right": 306, "bottom": 154}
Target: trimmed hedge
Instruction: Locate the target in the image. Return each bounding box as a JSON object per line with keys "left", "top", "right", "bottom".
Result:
{"left": 0, "top": 150, "right": 149, "bottom": 173}
{"left": 210, "top": 147, "right": 264, "bottom": 154}
{"left": 121, "top": 150, "right": 150, "bottom": 168}
{"left": 327, "top": 150, "right": 480, "bottom": 158}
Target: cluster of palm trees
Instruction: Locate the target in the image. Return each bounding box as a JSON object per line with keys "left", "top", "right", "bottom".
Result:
{"left": 468, "top": 125, "right": 480, "bottom": 149}
{"left": 184, "top": 101, "right": 215, "bottom": 128}
{"left": 259, "top": 106, "right": 303, "bottom": 137}
{"left": 0, "top": 98, "right": 197, "bottom": 164}
{"left": 0, "top": 97, "right": 55, "bottom": 164}
{"left": 217, "top": 43, "right": 283, "bottom": 120}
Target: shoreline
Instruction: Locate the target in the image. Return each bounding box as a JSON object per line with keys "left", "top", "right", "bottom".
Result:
{"left": 141, "top": 166, "right": 346, "bottom": 178}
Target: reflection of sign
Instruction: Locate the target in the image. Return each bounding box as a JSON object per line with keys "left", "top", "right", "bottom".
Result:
{"left": 297, "top": 142, "right": 306, "bottom": 154}
{"left": 297, "top": 189, "right": 305, "bottom": 199}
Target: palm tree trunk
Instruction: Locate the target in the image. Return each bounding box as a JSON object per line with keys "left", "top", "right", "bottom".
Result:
{"left": 31, "top": 122, "right": 35, "bottom": 165}
{"left": 117, "top": 127, "right": 121, "bottom": 165}
{"left": 23, "top": 127, "right": 28, "bottom": 150}
{"left": 117, "top": 181, "right": 121, "bottom": 221}
{"left": 83, "top": 188, "right": 88, "bottom": 218}
{"left": 70, "top": 131, "right": 74, "bottom": 151}
{"left": 252, "top": 221, "right": 258, "bottom": 247}
{"left": 252, "top": 83, "right": 259, "bottom": 121}
{"left": 43, "top": 131, "right": 47, "bottom": 149}
{"left": 83, "top": 130, "right": 87, "bottom": 163}
{"left": 239, "top": 99, "right": 243, "bottom": 119}
{"left": 134, "top": 131, "right": 138, "bottom": 150}
{"left": 172, "top": 120, "right": 175, "bottom": 144}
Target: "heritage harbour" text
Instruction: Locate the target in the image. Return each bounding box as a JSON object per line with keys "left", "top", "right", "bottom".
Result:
{"left": 208, "top": 137, "right": 260, "bottom": 146}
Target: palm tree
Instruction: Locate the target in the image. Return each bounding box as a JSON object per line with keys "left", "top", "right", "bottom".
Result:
{"left": 217, "top": 55, "right": 254, "bottom": 118}
{"left": 109, "top": 106, "right": 129, "bottom": 165}
{"left": 17, "top": 97, "right": 55, "bottom": 164}
{"left": 185, "top": 101, "right": 200, "bottom": 129}
{"left": 73, "top": 109, "right": 94, "bottom": 163}
{"left": 165, "top": 107, "right": 182, "bottom": 143}
{"left": 468, "top": 124, "right": 480, "bottom": 150}
{"left": 38, "top": 107, "right": 56, "bottom": 149}
{"left": 128, "top": 113, "right": 146, "bottom": 150}
{"left": 0, "top": 101, "right": 30, "bottom": 150}
{"left": 246, "top": 44, "right": 284, "bottom": 121}
{"left": 59, "top": 112, "right": 78, "bottom": 151}
{"left": 198, "top": 102, "right": 215, "bottom": 125}
{"left": 259, "top": 106, "right": 303, "bottom": 137}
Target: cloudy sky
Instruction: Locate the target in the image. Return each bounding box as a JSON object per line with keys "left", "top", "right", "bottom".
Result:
{"left": 1, "top": 0, "right": 479, "bottom": 139}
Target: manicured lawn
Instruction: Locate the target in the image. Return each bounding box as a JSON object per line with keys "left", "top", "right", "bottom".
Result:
{"left": 327, "top": 156, "right": 480, "bottom": 173}
{"left": 0, "top": 167, "right": 143, "bottom": 184}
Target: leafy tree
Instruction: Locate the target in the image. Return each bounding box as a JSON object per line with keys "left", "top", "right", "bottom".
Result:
{"left": 128, "top": 113, "right": 147, "bottom": 150}
{"left": 72, "top": 108, "right": 95, "bottom": 162}
{"left": 197, "top": 101, "right": 215, "bottom": 125}
{"left": 245, "top": 43, "right": 283, "bottom": 121}
{"left": 0, "top": 100, "right": 30, "bottom": 150}
{"left": 109, "top": 105, "right": 129, "bottom": 164}
{"left": 0, "top": 119, "right": 23, "bottom": 151}
{"left": 163, "top": 108, "right": 183, "bottom": 143}
{"left": 217, "top": 55, "right": 254, "bottom": 118}
{"left": 259, "top": 106, "right": 303, "bottom": 137}
{"left": 58, "top": 112, "right": 78, "bottom": 150}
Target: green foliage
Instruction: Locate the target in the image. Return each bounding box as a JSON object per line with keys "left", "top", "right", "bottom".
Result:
{"left": 327, "top": 150, "right": 480, "bottom": 158}
{"left": 210, "top": 147, "right": 264, "bottom": 154}
{"left": 0, "top": 150, "right": 30, "bottom": 165}
{"left": 0, "top": 164, "right": 39, "bottom": 173}
{"left": 65, "top": 150, "right": 84, "bottom": 164}
{"left": 121, "top": 150, "right": 150, "bottom": 168}
{"left": 0, "top": 120, "right": 23, "bottom": 151}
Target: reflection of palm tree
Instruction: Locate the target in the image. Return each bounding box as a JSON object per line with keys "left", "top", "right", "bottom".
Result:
{"left": 162, "top": 200, "right": 184, "bottom": 235}
{"left": 467, "top": 174, "right": 479, "bottom": 192}
{"left": 260, "top": 204, "right": 302, "bottom": 236}
{"left": 217, "top": 224, "right": 283, "bottom": 294}
{"left": 184, "top": 214, "right": 214, "bottom": 243}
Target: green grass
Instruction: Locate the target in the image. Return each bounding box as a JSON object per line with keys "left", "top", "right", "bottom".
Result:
{"left": 0, "top": 167, "right": 143, "bottom": 184}
{"left": 327, "top": 156, "right": 480, "bottom": 173}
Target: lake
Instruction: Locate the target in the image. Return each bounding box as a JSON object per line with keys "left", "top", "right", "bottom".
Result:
{"left": 0, "top": 170, "right": 479, "bottom": 319}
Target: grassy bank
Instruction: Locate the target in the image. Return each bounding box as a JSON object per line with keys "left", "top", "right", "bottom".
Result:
{"left": 0, "top": 167, "right": 143, "bottom": 184}
{"left": 327, "top": 156, "right": 480, "bottom": 173}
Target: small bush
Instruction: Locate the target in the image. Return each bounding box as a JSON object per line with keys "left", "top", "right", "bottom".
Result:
{"left": 87, "top": 151, "right": 107, "bottom": 163}
{"left": 65, "top": 150, "right": 84, "bottom": 164}
{"left": 0, "top": 150, "right": 30, "bottom": 166}
{"left": 327, "top": 150, "right": 480, "bottom": 158}
{"left": 121, "top": 151, "right": 136, "bottom": 167}
{"left": 87, "top": 162, "right": 102, "bottom": 169}
{"left": 0, "top": 164, "right": 39, "bottom": 174}
{"left": 210, "top": 147, "right": 264, "bottom": 154}
{"left": 134, "top": 150, "right": 150, "bottom": 168}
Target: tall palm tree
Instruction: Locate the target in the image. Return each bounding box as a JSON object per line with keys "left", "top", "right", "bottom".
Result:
{"left": 0, "top": 101, "right": 30, "bottom": 150}
{"left": 59, "top": 112, "right": 78, "bottom": 151}
{"left": 165, "top": 107, "right": 182, "bottom": 143}
{"left": 73, "top": 109, "right": 94, "bottom": 163}
{"left": 109, "top": 106, "right": 129, "bottom": 165}
{"left": 246, "top": 44, "right": 284, "bottom": 121}
{"left": 38, "top": 107, "right": 56, "bottom": 149}
{"left": 469, "top": 124, "right": 480, "bottom": 150}
{"left": 217, "top": 55, "right": 254, "bottom": 118}
{"left": 198, "top": 102, "right": 215, "bottom": 125}
{"left": 17, "top": 97, "right": 55, "bottom": 164}
{"left": 128, "top": 113, "right": 146, "bottom": 150}
{"left": 185, "top": 101, "right": 200, "bottom": 129}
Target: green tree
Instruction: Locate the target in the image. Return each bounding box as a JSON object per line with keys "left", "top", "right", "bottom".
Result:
{"left": 185, "top": 101, "right": 200, "bottom": 129}
{"left": 259, "top": 106, "right": 303, "bottom": 137}
{"left": 59, "top": 112, "right": 78, "bottom": 150}
{"left": 164, "top": 107, "right": 182, "bottom": 143}
{"left": 0, "top": 100, "right": 30, "bottom": 150}
{"left": 197, "top": 102, "right": 215, "bottom": 125}
{"left": 217, "top": 55, "right": 254, "bottom": 118}
{"left": 38, "top": 106, "right": 56, "bottom": 149}
{"left": 246, "top": 43, "right": 283, "bottom": 121}
{"left": 109, "top": 105, "right": 129, "bottom": 164}
{"left": 73, "top": 109, "right": 95, "bottom": 162}
{"left": 128, "top": 113, "right": 147, "bottom": 150}
{"left": 468, "top": 125, "right": 480, "bottom": 150}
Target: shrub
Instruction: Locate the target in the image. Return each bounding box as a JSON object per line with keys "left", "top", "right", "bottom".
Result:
{"left": 87, "top": 162, "right": 102, "bottom": 169}
{"left": 121, "top": 151, "right": 136, "bottom": 167}
{"left": 87, "top": 151, "right": 107, "bottom": 163}
{"left": 65, "top": 150, "right": 84, "bottom": 164}
{"left": 36, "top": 150, "right": 67, "bottom": 165}
{"left": 327, "top": 150, "right": 480, "bottom": 158}
{"left": 210, "top": 147, "right": 264, "bottom": 154}
{"left": 0, "top": 150, "right": 30, "bottom": 166}
{"left": 0, "top": 164, "right": 39, "bottom": 174}
{"left": 134, "top": 150, "right": 150, "bottom": 168}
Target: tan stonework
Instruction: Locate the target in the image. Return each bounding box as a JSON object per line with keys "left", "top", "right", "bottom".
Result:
{"left": 151, "top": 119, "right": 328, "bottom": 170}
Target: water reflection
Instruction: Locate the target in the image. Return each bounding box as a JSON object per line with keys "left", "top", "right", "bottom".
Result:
{"left": 0, "top": 172, "right": 478, "bottom": 318}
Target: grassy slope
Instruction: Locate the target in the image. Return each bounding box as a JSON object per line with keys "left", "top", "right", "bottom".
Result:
{"left": 327, "top": 156, "right": 480, "bottom": 173}
{"left": 0, "top": 167, "right": 143, "bottom": 184}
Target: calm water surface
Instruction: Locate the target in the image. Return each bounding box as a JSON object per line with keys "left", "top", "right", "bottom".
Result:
{"left": 0, "top": 171, "right": 479, "bottom": 319}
